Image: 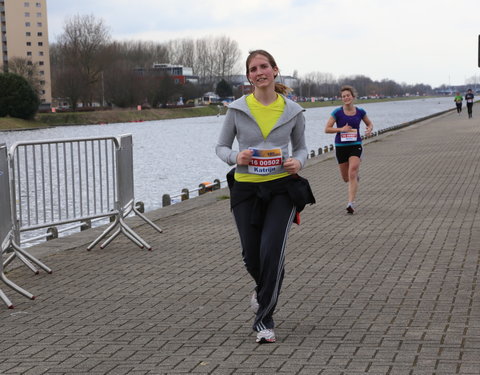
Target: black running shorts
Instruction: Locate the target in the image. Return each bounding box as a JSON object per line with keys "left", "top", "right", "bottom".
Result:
{"left": 335, "top": 144, "right": 363, "bottom": 164}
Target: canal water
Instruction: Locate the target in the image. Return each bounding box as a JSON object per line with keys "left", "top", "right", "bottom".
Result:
{"left": 0, "top": 97, "right": 454, "bottom": 213}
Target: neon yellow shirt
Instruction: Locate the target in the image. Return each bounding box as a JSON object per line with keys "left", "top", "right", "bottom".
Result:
{"left": 235, "top": 94, "right": 289, "bottom": 183}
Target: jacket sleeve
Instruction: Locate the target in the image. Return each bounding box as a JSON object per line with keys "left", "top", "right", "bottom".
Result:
{"left": 215, "top": 108, "right": 239, "bottom": 166}
{"left": 290, "top": 112, "right": 308, "bottom": 168}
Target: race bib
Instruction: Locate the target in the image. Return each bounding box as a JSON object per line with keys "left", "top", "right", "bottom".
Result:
{"left": 248, "top": 148, "right": 283, "bottom": 175}
{"left": 340, "top": 131, "right": 358, "bottom": 142}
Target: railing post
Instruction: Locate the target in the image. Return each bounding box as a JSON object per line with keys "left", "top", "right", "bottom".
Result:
{"left": 46, "top": 226, "right": 58, "bottom": 240}
{"left": 135, "top": 201, "right": 145, "bottom": 213}
{"left": 80, "top": 220, "right": 91, "bottom": 231}
{"left": 162, "top": 194, "right": 171, "bottom": 207}
{"left": 181, "top": 188, "right": 189, "bottom": 201}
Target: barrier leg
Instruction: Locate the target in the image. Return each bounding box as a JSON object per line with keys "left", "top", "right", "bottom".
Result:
{"left": 0, "top": 288, "right": 14, "bottom": 309}
{"left": 2, "top": 242, "right": 43, "bottom": 275}
{"left": 119, "top": 218, "right": 150, "bottom": 249}
{"left": 132, "top": 206, "right": 163, "bottom": 233}
{"left": 2, "top": 251, "right": 16, "bottom": 269}
{"left": 11, "top": 241, "right": 52, "bottom": 274}
{"left": 100, "top": 224, "right": 144, "bottom": 250}
{"left": 0, "top": 272, "right": 35, "bottom": 304}
{"left": 5, "top": 250, "right": 39, "bottom": 275}
{"left": 87, "top": 215, "right": 120, "bottom": 251}
{"left": 89, "top": 204, "right": 160, "bottom": 251}
{"left": 99, "top": 227, "right": 122, "bottom": 249}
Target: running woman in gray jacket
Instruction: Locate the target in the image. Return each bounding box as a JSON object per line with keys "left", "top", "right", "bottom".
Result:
{"left": 216, "top": 50, "right": 314, "bottom": 344}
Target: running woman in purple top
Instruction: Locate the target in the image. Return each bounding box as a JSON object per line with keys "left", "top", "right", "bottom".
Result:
{"left": 325, "top": 85, "right": 373, "bottom": 214}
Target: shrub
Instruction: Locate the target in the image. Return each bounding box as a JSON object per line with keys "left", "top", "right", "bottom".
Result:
{"left": 0, "top": 72, "right": 40, "bottom": 119}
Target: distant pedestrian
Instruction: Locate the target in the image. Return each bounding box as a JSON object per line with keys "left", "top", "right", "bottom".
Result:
{"left": 465, "top": 88, "right": 474, "bottom": 118}
{"left": 454, "top": 92, "right": 463, "bottom": 114}
{"left": 325, "top": 85, "right": 373, "bottom": 214}
{"left": 216, "top": 49, "right": 315, "bottom": 344}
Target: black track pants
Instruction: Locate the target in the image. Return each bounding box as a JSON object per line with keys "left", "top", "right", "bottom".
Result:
{"left": 467, "top": 103, "right": 473, "bottom": 117}
{"left": 232, "top": 192, "right": 296, "bottom": 331}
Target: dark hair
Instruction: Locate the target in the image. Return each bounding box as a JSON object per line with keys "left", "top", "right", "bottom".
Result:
{"left": 245, "top": 49, "right": 291, "bottom": 95}
{"left": 340, "top": 85, "right": 357, "bottom": 98}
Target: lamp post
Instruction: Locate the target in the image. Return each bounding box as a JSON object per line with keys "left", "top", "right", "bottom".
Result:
{"left": 101, "top": 71, "right": 105, "bottom": 107}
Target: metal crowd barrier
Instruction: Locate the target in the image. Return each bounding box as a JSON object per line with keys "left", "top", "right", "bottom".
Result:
{"left": 0, "top": 144, "right": 35, "bottom": 308}
{"left": 86, "top": 135, "right": 162, "bottom": 250}
{"left": 7, "top": 134, "right": 161, "bottom": 262}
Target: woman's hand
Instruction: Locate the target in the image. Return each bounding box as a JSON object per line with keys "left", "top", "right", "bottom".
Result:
{"left": 236, "top": 149, "right": 253, "bottom": 165}
{"left": 341, "top": 124, "right": 353, "bottom": 132}
{"left": 284, "top": 158, "right": 301, "bottom": 175}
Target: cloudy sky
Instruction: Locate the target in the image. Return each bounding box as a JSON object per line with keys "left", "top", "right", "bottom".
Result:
{"left": 46, "top": 0, "right": 479, "bottom": 88}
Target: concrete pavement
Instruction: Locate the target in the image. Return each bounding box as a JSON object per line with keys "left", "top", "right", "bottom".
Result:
{"left": 1, "top": 107, "right": 480, "bottom": 374}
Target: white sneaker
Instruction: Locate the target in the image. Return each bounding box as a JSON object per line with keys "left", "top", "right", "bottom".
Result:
{"left": 256, "top": 329, "right": 276, "bottom": 343}
{"left": 250, "top": 290, "right": 259, "bottom": 314}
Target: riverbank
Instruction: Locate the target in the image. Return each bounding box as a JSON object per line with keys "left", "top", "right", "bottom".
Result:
{"left": 0, "top": 96, "right": 439, "bottom": 131}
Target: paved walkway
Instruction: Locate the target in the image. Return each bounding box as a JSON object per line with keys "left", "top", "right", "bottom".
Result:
{"left": 1, "top": 107, "right": 480, "bottom": 375}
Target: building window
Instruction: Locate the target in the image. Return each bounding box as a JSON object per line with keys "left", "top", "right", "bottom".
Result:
{"left": 36, "top": 2, "right": 41, "bottom": 7}
{"left": 25, "top": 22, "right": 31, "bottom": 27}
{"left": 24, "top": 12, "right": 30, "bottom": 17}
{"left": 37, "top": 32, "right": 42, "bottom": 36}
{"left": 37, "top": 22, "right": 42, "bottom": 27}
{"left": 39, "top": 61, "right": 44, "bottom": 65}
{"left": 26, "top": 41, "right": 31, "bottom": 46}
{"left": 39, "top": 51, "right": 44, "bottom": 56}
{"left": 26, "top": 32, "right": 31, "bottom": 36}
{"left": 27, "top": 61, "right": 33, "bottom": 65}
{"left": 40, "top": 80, "right": 45, "bottom": 85}
{"left": 40, "top": 70, "right": 44, "bottom": 75}
{"left": 36, "top": 12, "right": 41, "bottom": 17}
{"left": 27, "top": 51, "right": 32, "bottom": 56}
{"left": 38, "top": 41, "right": 43, "bottom": 46}
{"left": 24, "top": 2, "right": 30, "bottom": 7}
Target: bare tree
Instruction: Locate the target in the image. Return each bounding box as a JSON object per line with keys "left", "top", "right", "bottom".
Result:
{"left": 166, "top": 38, "right": 195, "bottom": 68}
{"left": 50, "top": 42, "right": 88, "bottom": 110}
{"left": 194, "top": 37, "right": 216, "bottom": 87}
{"left": 212, "top": 36, "right": 241, "bottom": 78}
{"left": 7, "top": 57, "right": 42, "bottom": 95}
{"left": 56, "top": 14, "right": 112, "bottom": 106}
{"left": 114, "top": 40, "right": 169, "bottom": 68}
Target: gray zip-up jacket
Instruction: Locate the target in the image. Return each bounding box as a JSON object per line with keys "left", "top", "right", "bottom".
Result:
{"left": 215, "top": 95, "right": 307, "bottom": 176}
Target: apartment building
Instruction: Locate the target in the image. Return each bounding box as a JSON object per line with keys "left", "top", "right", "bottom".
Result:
{"left": 0, "top": 0, "right": 52, "bottom": 105}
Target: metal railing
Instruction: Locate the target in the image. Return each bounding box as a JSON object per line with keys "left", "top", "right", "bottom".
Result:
{"left": 86, "top": 135, "right": 163, "bottom": 251}
{"left": 5, "top": 134, "right": 162, "bottom": 276}
{"left": 10, "top": 136, "right": 118, "bottom": 233}
{"left": 0, "top": 144, "right": 35, "bottom": 309}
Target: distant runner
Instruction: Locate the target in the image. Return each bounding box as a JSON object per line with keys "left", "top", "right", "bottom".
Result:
{"left": 325, "top": 85, "right": 373, "bottom": 214}
{"left": 465, "top": 88, "right": 474, "bottom": 118}
{"left": 454, "top": 92, "right": 463, "bottom": 114}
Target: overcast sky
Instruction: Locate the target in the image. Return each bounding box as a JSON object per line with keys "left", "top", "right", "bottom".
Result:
{"left": 45, "top": 0, "right": 480, "bottom": 88}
